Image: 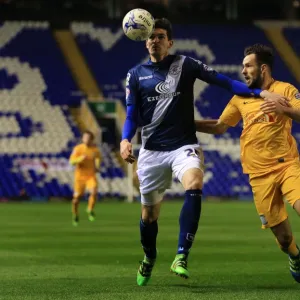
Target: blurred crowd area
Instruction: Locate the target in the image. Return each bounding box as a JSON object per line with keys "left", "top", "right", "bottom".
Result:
{"left": 0, "top": 0, "right": 299, "bottom": 23}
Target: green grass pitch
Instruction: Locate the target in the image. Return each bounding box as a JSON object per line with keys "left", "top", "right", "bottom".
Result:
{"left": 0, "top": 200, "right": 299, "bottom": 300}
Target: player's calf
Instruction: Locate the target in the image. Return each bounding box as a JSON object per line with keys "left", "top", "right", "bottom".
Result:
{"left": 72, "top": 197, "right": 80, "bottom": 226}
{"left": 87, "top": 191, "right": 97, "bottom": 222}
{"left": 137, "top": 222, "right": 157, "bottom": 286}
{"left": 273, "top": 222, "right": 300, "bottom": 283}
{"left": 171, "top": 188, "right": 202, "bottom": 279}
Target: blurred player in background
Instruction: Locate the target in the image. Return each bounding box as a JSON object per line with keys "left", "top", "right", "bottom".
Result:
{"left": 69, "top": 130, "right": 101, "bottom": 226}
{"left": 195, "top": 44, "right": 300, "bottom": 282}
{"left": 120, "top": 18, "right": 287, "bottom": 286}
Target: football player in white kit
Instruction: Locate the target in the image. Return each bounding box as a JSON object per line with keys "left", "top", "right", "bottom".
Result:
{"left": 120, "top": 18, "right": 287, "bottom": 286}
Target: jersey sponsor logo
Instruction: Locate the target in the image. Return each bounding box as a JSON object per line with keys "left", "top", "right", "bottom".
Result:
{"left": 147, "top": 78, "right": 180, "bottom": 102}
{"left": 155, "top": 80, "right": 172, "bottom": 93}
{"left": 139, "top": 75, "right": 153, "bottom": 81}
{"left": 147, "top": 91, "right": 181, "bottom": 102}
{"left": 244, "top": 112, "right": 275, "bottom": 125}
{"left": 154, "top": 77, "right": 175, "bottom": 94}
{"left": 295, "top": 92, "right": 300, "bottom": 100}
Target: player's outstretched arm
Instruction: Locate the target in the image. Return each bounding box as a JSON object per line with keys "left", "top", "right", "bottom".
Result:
{"left": 213, "top": 74, "right": 289, "bottom": 103}
{"left": 195, "top": 119, "right": 229, "bottom": 134}
{"left": 187, "top": 57, "right": 289, "bottom": 102}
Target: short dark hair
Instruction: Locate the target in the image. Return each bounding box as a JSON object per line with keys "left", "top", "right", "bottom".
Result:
{"left": 244, "top": 44, "right": 274, "bottom": 70}
{"left": 154, "top": 18, "right": 172, "bottom": 40}
{"left": 83, "top": 130, "right": 94, "bottom": 140}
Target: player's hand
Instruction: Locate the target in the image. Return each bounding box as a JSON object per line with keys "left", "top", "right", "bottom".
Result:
{"left": 260, "top": 99, "right": 288, "bottom": 115}
{"left": 120, "top": 139, "right": 135, "bottom": 164}
{"left": 260, "top": 90, "right": 290, "bottom": 107}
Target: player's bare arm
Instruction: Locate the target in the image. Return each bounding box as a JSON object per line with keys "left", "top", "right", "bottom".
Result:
{"left": 195, "top": 119, "right": 229, "bottom": 134}
{"left": 261, "top": 100, "right": 300, "bottom": 123}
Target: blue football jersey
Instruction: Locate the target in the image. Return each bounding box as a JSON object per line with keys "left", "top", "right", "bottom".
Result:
{"left": 125, "top": 55, "right": 221, "bottom": 151}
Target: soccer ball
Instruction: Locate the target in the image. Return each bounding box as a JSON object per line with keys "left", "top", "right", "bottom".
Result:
{"left": 122, "top": 9, "right": 154, "bottom": 41}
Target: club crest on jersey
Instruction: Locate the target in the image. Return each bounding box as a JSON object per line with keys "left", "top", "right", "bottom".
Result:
{"left": 295, "top": 92, "right": 300, "bottom": 100}
{"left": 169, "top": 64, "right": 182, "bottom": 76}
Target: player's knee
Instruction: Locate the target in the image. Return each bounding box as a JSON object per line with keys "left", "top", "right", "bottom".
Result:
{"left": 141, "top": 216, "right": 158, "bottom": 224}
{"left": 184, "top": 178, "right": 203, "bottom": 190}
{"left": 72, "top": 197, "right": 80, "bottom": 205}
{"left": 182, "top": 169, "right": 203, "bottom": 190}
{"left": 90, "top": 190, "right": 97, "bottom": 197}
{"left": 142, "top": 207, "right": 159, "bottom": 223}
{"left": 141, "top": 200, "right": 161, "bottom": 223}
{"left": 276, "top": 232, "right": 293, "bottom": 249}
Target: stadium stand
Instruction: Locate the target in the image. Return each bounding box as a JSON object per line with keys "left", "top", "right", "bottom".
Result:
{"left": 0, "top": 21, "right": 128, "bottom": 199}
{"left": 283, "top": 26, "right": 300, "bottom": 57}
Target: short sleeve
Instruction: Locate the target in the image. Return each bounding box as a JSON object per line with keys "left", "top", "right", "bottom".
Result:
{"left": 285, "top": 84, "right": 300, "bottom": 109}
{"left": 219, "top": 97, "right": 242, "bottom": 127}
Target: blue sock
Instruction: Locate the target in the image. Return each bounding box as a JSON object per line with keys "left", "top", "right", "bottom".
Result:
{"left": 140, "top": 218, "right": 158, "bottom": 260}
{"left": 177, "top": 189, "right": 202, "bottom": 256}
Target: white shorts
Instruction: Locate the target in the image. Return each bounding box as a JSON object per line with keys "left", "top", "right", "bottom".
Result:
{"left": 137, "top": 144, "right": 204, "bottom": 205}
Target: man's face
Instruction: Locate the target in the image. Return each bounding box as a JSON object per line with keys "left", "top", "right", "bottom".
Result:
{"left": 82, "top": 133, "right": 93, "bottom": 145}
{"left": 242, "top": 54, "right": 263, "bottom": 89}
{"left": 146, "top": 28, "right": 173, "bottom": 57}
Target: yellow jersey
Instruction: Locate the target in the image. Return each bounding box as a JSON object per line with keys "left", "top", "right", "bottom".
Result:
{"left": 219, "top": 81, "right": 300, "bottom": 174}
{"left": 69, "top": 143, "right": 101, "bottom": 179}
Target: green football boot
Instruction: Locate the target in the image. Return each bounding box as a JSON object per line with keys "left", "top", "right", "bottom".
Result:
{"left": 87, "top": 209, "right": 96, "bottom": 222}
{"left": 137, "top": 256, "right": 155, "bottom": 286}
{"left": 72, "top": 215, "right": 79, "bottom": 227}
{"left": 170, "top": 254, "right": 189, "bottom": 279}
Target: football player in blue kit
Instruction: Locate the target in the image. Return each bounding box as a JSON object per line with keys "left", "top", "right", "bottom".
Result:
{"left": 120, "top": 18, "right": 287, "bottom": 286}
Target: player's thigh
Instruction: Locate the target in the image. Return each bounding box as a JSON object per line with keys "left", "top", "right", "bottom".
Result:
{"left": 86, "top": 177, "right": 98, "bottom": 195}
{"left": 250, "top": 173, "right": 287, "bottom": 229}
{"left": 73, "top": 180, "right": 86, "bottom": 198}
{"left": 280, "top": 162, "right": 300, "bottom": 211}
{"left": 137, "top": 148, "right": 172, "bottom": 198}
{"left": 172, "top": 144, "right": 204, "bottom": 188}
